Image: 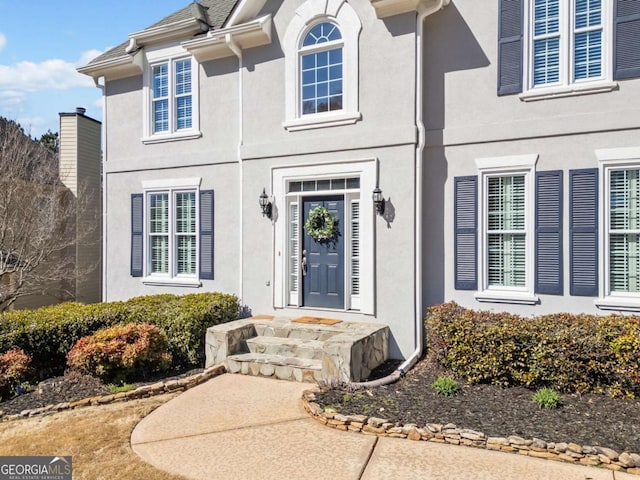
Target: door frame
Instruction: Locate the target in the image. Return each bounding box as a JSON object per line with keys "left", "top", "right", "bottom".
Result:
{"left": 272, "top": 159, "right": 377, "bottom": 314}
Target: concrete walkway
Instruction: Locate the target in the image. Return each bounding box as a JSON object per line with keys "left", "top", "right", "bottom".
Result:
{"left": 131, "top": 374, "right": 635, "bottom": 480}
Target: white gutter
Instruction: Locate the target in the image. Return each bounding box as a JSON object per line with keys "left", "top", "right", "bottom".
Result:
{"left": 399, "top": 0, "right": 449, "bottom": 375}
{"left": 226, "top": 35, "right": 245, "bottom": 305}
{"left": 94, "top": 76, "right": 108, "bottom": 302}
{"left": 353, "top": 0, "right": 448, "bottom": 387}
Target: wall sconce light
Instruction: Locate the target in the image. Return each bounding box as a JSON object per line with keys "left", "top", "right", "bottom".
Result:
{"left": 372, "top": 186, "right": 385, "bottom": 215}
{"left": 259, "top": 188, "right": 272, "bottom": 219}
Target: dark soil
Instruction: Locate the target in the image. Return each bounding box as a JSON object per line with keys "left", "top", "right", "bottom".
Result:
{"left": 315, "top": 359, "right": 640, "bottom": 454}
{"left": 0, "top": 367, "right": 203, "bottom": 416}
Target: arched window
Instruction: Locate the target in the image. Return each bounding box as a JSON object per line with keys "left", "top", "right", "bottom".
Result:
{"left": 283, "top": 0, "right": 361, "bottom": 131}
{"left": 300, "top": 22, "right": 343, "bottom": 115}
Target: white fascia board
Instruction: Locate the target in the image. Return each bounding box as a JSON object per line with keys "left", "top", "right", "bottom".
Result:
{"left": 226, "top": 0, "right": 268, "bottom": 27}
{"left": 129, "top": 18, "right": 208, "bottom": 46}
{"left": 182, "top": 15, "right": 272, "bottom": 62}
{"left": 77, "top": 50, "right": 144, "bottom": 81}
{"left": 369, "top": 0, "right": 449, "bottom": 18}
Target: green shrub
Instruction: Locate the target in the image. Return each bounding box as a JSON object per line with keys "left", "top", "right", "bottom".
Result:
{"left": 533, "top": 387, "right": 561, "bottom": 409}
{"left": 67, "top": 323, "right": 172, "bottom": 383}
{"left": 0, "top": 292, "right": 239, "bottom": 377}
{"left": 0, "top": 348, "right": 31, "bottom": 400}
{"left": 432, "top": 376, "right": 459, "bottom": 396}
{"left": 425, "top": 302, "right": 640, "bottom": 397}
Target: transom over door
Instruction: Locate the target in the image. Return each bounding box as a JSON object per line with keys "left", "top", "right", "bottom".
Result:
{"left": 302, "top": 196, "right": 344, "bottom": 309}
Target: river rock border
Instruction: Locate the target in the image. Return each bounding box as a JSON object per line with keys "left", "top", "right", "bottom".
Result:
{"left": 302, "top": 390, "right": 640, "bottom": 476}
{"left": 0, "top": 365, "right": 226, "bottom": 422}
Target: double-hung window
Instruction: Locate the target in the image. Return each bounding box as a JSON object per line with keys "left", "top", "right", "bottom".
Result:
{"left": 143, "top": 52, "right": 200, "bottom": 143}
{"left": 608, "top": 168, "right": 640, "bottom": 293}
{"left": 148, "top": 190, "right": 196, "bottom": 277}
{"left": 464, "top": 155, "right": 538, "bottom": 304}
{"left": 152, "top": 58, "right": 192, "bottom": 134}
{"left": 530, "top": 0, "right": 606, "bottom": 89}
{"left": 497, "top": 0, "right": 640, "bottom": 97}
{"left": 131, "top": 180, "right": 214, "bottom": 285}
{"left": 487, "top": 176, "right": 527, "bottom": 288}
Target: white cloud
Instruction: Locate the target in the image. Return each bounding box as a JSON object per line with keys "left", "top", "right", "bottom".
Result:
{"left": 0, "top": 49, "right": 104, "bottom": 93}
{"left": 0, "top": 33, "right": 6, "bottom": 54}
{"left": 14, "top": 116, "right": 47, "bottom": 135}
{"left": 0, "top": 89, "right": 27, "bottom": 109}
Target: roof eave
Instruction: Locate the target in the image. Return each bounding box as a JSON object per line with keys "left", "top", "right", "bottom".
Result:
{"left": 77, "top": 51, "right": 143, "bottom": 81}
{"left": 369, "top": 0, "right": 450, "bottom": 18}
{"left": 129, "top": 17, "right": 209, "bottom": 46}
{"left": 182, "top": 14, "right": 272, "bottom": 62}
{"left": 226, "top": 0, "right": 268, "bottom": 27}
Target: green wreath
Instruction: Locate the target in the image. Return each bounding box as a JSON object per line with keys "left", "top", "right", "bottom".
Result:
{"left": 304, "top": 206, "right": 338, "bottom": 242}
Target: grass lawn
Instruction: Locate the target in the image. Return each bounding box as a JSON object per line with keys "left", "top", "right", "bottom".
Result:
{"left": 0, "top": 393, "right": 187, "bottom": 480}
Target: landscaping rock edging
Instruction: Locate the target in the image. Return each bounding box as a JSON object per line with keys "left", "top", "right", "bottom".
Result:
{"left": 302, "top": 390, "right": 640, "bottom": 476}
{"left": 0, "top": 365, "right": 226, "bottom": 421}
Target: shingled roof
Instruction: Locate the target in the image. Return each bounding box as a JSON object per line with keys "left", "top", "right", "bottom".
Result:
{"left": 85, "top": 0, "right": 240, "bottom": 67}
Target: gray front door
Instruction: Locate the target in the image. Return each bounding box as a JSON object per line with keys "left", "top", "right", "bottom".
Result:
{"left": 302, "top": 196, "right": 344, "bottom": 309}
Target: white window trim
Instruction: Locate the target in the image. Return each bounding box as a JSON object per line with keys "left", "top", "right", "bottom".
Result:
{"left": 474, "top": 154, "right": 539, "bottom": 305}
{"left": 520, "top": 0, "right": 615, "bottom": 101}
{"left": 141, "top": 177, "right": 202, "bottom": 287}
{"left": 142, "top": 45, "right": 201, "bottom": 143}
{"left": 596, "top": 147, "right": 640, "bottom": 311}
{"left": 282, "top": 0, "right": 361, "bottom": 131}
{"left": 272, "top": 159, "right": 376, "bottom": 314}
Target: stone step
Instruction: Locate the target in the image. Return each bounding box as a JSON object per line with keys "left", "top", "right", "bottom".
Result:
{"left": 245, "top": 336, "right": 324, "bottom": 360}
{"left": 226, "top": 353, "right": 322, "bottom": 383}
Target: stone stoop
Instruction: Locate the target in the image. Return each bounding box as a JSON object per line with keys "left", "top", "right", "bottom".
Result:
{"left": 205, "top": 316, "right": 389, "bottom": 384}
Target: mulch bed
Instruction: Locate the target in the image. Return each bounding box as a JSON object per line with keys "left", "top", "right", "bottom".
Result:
{"left": 0, "top": 368, "right": 203, "bottom": 416}
{"left": 314, "top": 359, "right": 640, "bottom": 454}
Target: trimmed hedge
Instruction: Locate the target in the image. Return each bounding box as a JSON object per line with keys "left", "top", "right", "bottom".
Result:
{"left": 0, "top": 293, "right": 239, "bottom": 378}
{"left": 425, "top": 302, "right": 640, "bottom": 397}
{"left": 67, "top": 323, "right": 172, "bottom": 383}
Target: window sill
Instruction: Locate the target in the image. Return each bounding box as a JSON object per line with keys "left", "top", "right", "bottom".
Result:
{"left": 141, "top": 276, "right": 202, "bottom": 288}
{"left": 142, "top": 130, "right": 202, "bottom": 144}
{"left": 519, "top": 81, "right": 618, "bottom": 102}
{"left": 595, "top": 296, "right": 640, "bottom": 312}
{"left": 474, "top": 291, "right": 539, "bottom": 305}
{"left": 283, "top": 111, "right": 361, "bottom": 132}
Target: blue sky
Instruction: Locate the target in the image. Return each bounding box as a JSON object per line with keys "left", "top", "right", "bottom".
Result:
{"left": 0, "top": 0, "right": 191, "bottom": 138}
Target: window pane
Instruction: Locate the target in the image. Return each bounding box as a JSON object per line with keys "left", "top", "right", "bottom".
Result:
{"left": 176, "top": 96, "right": 192, "bottom": 130}
{"left": 150, "top": 236, "right": 168, "bottom": 274}
{"left": 533, "top": 37, "right": 560, "bottom": 85}
{"left": 175, "top": 59, "right": 191, "bottom": 95}
{"left": 488, "top": 234, "right": 526, "bottom": 287}
{"left": 153, "top": 64, "right": 168, "bottom": 98}
{"left": 153, "top": 99, "right": 169, "bottom": 133}
{"left": 488, "top": 176, "right": 525, "bottom": 231}
{"left": 303, "top": 22, "right": 342, "bottom": 46}
{"left": 574, "top": 30, "right": 602, "bottom": 80}
{"left": 175, "top": 192, "right": 196, "bottom": 234}
{"left": 289, "top": 203, "right": 299, "bottom": 294}
{"left": 575, "top": 0, "right": 601, "bottom": 29}
{"left": 534, "top": 0, "right": 560, "bottom": 35}
{"left": 176, "top": 235, "right": 196, "bottom": 274}
{"left": 610, "top": 170, "right": 640, "bottom": 230}
{"left": 300, "top": 47, "right": 343, "bottom": 115}
{"left": 610, "top": 234, "right": 640, "bottom": 292}
{"left": 149, "top": 193, "right": 168, "bottom": 233}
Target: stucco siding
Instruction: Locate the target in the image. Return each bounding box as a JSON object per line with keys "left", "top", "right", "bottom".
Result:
{"left": 104, "top": 164, "right": 240, "bottom": 302}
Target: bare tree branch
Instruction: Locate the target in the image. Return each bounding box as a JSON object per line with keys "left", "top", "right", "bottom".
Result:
{"left": 0, "top": 118, "right": 99, "bottom": 311}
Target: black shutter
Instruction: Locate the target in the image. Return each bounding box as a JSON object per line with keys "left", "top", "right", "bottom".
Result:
{"left": 131, "top": 194, "right": 144, "bottom": 278}
{"left": 569, "top": 169, "right": 599, "bottom": 296}
{"left": 454, "top": 176, "right": 478, "bottom": 290}
{"left": 614, "top": 0, "right": 640, "bottom": 80}
{"left": 535, "top": 170, "right": 563, "bottom": 295}
{"left": 199, "top": 190, "right": 214, "bottom": 280}
{"left": 498, "top": 0, "right": 524, "bottom": 95}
